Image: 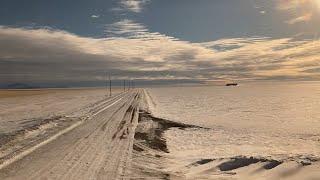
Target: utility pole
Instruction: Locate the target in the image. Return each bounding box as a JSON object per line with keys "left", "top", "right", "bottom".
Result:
{"left": 109, "top": 75, "right": 112, "bottom": 97}
{"left": 123, "top": 80, "right": 126, "bottom": 92}
{"left": 127, "top": 80, "right": 129, "bottom": 91}
{"left": 106, "top": 72, "right": 108, "bottom": 96}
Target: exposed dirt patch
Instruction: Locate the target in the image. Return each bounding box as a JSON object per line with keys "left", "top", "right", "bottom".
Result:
{"left": 129, "top": 110, "right": 204, "bottom": 179}
{"left": 134, "top": 110, "right": 203, "bottom": 153}
{"left": 263, "top": 160, "right": 283, "bottom": 169}
{"left": 217, "top": 156, "right": 283, "bottom": 171}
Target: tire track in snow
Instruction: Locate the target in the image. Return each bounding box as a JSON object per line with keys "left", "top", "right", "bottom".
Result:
{"left": 0, "top": 92, "right": 128, "bottom": 175}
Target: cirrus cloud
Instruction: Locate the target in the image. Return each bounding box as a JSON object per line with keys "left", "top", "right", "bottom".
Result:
{"left": 286, "top": 13, "right": 312, "bottom": 24}
{"left": 119, "top": 0, "right": 150, "bottom": 13}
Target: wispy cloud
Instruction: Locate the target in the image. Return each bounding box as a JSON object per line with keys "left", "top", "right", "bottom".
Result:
{"left": 286, "top": 13, "right": 312, "bottom": 24}
{"left": 119, "top": 0, "right": 150, "bottom": 13}
{"left": 105, "top": 19, "right": 178, "bottom": 41}
{"left": 276, "top": 0, "right": 304, "bottom": 10}
{"left": 91, "top": 15, "right": 100, "bottom": 18}
{"left": 105, "top": 19, "right": 148, "bottom": 38}
{"left": 276, "top": 0, "right": 316, "bottom": 24}
{"left": 0, "top": 22, "right": 320, "bottom": 85}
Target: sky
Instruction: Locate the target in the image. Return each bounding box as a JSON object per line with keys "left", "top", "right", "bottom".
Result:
{"left": 1, "top": 0, "right": 320, "bottom": 87}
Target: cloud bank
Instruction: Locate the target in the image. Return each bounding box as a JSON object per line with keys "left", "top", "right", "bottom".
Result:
{"left": 0, "top": 21, "right": 320, "bottom": 86}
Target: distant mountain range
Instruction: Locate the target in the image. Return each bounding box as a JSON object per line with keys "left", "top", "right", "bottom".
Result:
{"left": 2, "top": 83, "right": 39, "bottom": 89}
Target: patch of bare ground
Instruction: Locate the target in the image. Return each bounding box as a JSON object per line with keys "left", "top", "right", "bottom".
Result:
{"left": 129, "top": 110, "right": 204, "bottom": 179}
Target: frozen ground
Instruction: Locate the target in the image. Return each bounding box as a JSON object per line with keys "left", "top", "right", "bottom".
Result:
{"left": 145, "top": 82, "right": 320, "bottom": 179}
{"left": 0, "top": 85, "right": 319, "bottom": 179}
{"left": 0, "top": 89, "right": 140, "bottom": 179}
{"left": 0, "top": 88, "right": 121, "bottom": 134}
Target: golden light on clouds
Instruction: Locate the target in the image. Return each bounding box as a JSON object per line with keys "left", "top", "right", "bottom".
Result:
{"left": 276, "top": 0, "right": 320, "bottom": 24}
{"left": 1, "top": 25, "right": 320, "bottom": 82}
{"left": 314, "top": 0, "right": 320, "bottom": 10}
{"left": 286, "top": 13, "right": 312, "bottom": 24}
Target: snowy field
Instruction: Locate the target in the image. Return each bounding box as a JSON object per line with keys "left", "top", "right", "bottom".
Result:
{"left": 0, "top": 85, "right": 319, "bottom": 179}
{"left": 146, "top": 82, "right": 320, "bottom": 179}
{"left": 0, "top": 88, "right": 121, "bottom": 134}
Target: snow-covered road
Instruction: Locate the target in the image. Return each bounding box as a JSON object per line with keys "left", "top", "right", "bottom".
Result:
{"left": 0, "top": 90, "right": 140, "bottom": 179}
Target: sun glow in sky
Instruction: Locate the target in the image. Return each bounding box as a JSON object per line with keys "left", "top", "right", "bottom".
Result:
{"left": 314, "top": 0, "right": 320, "bottom": 8}
{"left": 0, "top": 0, "right": 320, "bottom": 87}
{"left": 278, "top": 0, "right": 319, "bottom": 18}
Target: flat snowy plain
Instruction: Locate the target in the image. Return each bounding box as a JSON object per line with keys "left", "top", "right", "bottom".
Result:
{"left": 147, "top": 82, "right": 320, "bottom": 179}
{"left": 0, "top": 85, "right": 319, "bottom": 179}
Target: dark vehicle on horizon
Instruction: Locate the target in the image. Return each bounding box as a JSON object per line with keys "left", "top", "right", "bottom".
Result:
{"left": 225, "top": 83, "right": 238, "bottom": 86}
